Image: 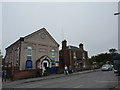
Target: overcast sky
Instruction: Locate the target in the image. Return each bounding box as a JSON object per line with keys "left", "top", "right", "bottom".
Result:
{"left": 1, "top": 2, "right": 118, "bottom": 57}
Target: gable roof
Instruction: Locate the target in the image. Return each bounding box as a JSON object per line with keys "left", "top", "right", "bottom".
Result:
{"left": 6, "top": 28, "right": 59, "bottom": 49}
{"left": 24, "top": 28, "right": 59, "bottom": 46}
{"left": 36, "top": 55, "right": 53, "bottom": 62}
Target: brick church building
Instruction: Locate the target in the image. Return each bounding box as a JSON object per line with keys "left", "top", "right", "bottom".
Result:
{"left": 4, "top": 28, "right": 59, "bottom": 80}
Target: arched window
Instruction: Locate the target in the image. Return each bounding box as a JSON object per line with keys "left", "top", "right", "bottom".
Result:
{"left": 27, "top": 47, "right": 32, "bottom": 60}
{"left": 16, "top": 47, "right": 19, "bottom": 66}
{"left": 51, "top": 49, "right": 55, "bottom": 59}
{"left": 26, "top": 47, "right": 32, "bottom": 68}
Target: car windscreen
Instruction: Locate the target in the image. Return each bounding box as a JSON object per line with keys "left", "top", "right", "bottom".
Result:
{"left": 102, "top": 65, "right": 110, "bottom": 67}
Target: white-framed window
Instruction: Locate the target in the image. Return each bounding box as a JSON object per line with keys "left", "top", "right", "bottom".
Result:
{"left": 73, "top": 52, "right": 76, "bottom": 59}
{"left": 16, "top": 47, "right": 19, "bottom": 66}
{"left": 51, "top": 49, "right": 55, "bottom": 58}
{"left": 83, "top": 52, "right": 85, "bottom": 59}
{"left": 27, "top": 47, "right": 32, "bottom": 60}
{"left": 26, "top": 47, "right": 32, "bottom": 68}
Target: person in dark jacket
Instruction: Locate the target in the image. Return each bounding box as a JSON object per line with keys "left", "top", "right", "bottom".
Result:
{"left": 36, "top": 67, "right": 41, "bottom": 77}
{"left": 2, "top": 70, "right": 7, "bottom": 82}
{"left": 69, "top": 65, "right": 73, "bottom": 74}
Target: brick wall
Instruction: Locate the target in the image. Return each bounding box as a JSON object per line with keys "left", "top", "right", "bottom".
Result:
{"left": 12, "top": 69, "right": 36, "bottom": 80}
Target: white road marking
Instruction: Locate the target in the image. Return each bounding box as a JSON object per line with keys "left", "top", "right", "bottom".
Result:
{"left": 74, "top": 85, "right": 83, "bottom": 88}
{"left": 95, "top": 80, "right": 119, "bottom": 83}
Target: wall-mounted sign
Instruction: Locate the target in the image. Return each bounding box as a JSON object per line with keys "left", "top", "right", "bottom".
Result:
{"left": 55, "top": 63, "right": 59, "bottom": 67}
{"left": 52, "top": 61, "right": 59, "bottom": 63}
{"left": 51, "top": 61, "right": 59, "bottom": 67}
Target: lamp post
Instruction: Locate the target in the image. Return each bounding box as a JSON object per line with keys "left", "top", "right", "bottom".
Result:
{"left": 114, "top": 12, "right": 120, "bottom": 54}
{"left": 114, "top": 12, "right": 120, "bottom": 15}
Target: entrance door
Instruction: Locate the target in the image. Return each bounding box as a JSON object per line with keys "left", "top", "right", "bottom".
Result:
{"left": 43, "top": 62, "right": 47, "bottom": 68}
{"left": 42, "top": 60, "right": 49, "bottom": 68}
{"left": 36, "top": 56, "right": 52, "bottom": 69}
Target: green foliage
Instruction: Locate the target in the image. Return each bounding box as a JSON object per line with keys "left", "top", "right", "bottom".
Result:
{"left": 89, "top": 53, "right": 117, "bottom": 67}
{"left": 109, "top": 48, "right": 117, "bottom": 54}
{"left": 89, "top": 49, "right": 119, "bottom": 67}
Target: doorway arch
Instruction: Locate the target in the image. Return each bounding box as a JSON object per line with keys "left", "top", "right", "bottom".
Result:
{"left": 36, "top": 55, "right": 52, "bottom": 69}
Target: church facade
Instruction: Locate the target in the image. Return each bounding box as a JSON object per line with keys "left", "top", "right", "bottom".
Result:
{"left": 4, "top": 28, "right": 59, "bottom": 79}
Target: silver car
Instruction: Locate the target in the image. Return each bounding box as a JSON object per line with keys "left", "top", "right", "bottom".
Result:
{"left": 101, "top": 64, "right": 113, "bottom": 71}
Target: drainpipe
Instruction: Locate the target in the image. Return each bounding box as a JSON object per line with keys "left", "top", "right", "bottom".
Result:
{"left": 19, "top": 37, "right": 24, "bottom": 70}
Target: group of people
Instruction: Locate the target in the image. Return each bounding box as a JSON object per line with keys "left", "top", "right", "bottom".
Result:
{"left": 36, "top": 67, "right": 46, "bottom": 77}
{"left": 64, "top": 65, "right": 74, "bottom": 75}
{"left": 36, "top": 65, "right": 74, "bottom": 77}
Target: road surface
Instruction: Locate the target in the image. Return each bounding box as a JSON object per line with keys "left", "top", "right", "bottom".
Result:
{"left": 2, "top": 71, "right": 120, "bottom": 89}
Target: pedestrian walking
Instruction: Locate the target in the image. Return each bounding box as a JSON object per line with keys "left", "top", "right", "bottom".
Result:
{"left": 64, "top": 65, "right": 69, "bottom": 75}
{"left": 36, "top": 67, "right": 41, "bottom": 77}
{"left": 69, "top": 65, "right": 73, "bottom": 74}
{"left": 2, "top": 70, "right": 7, "bottom": 82}
{"left": 42, "top": 67, "right": 46, "bottom": 76}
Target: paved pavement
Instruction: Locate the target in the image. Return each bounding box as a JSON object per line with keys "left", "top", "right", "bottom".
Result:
{"left": 2, "top": 69, "right": 100, "bottom": 87}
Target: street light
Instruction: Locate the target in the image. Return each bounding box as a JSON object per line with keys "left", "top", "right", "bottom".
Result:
{"left": 114, "top": 12, "right": 120, "bottom": 54}
{"left": 114, "top": 12, "right": 120, "bottom": 15}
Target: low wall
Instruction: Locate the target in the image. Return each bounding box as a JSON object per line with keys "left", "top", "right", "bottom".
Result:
{"left": 11, "top": 67, "right": 59, "bottom": 80}
{"left": 12, "top": 69, "right": 36, "bottom": 80}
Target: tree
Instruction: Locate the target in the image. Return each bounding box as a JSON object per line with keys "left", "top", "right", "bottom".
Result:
{"left": 89, "top": 53, "right": 114, "bottom": 67}
{"left": 109, "top": 48, "right": 117, "bottom": 54}
{"left": 89, "top": 48, "right": 119, "bottom": 68}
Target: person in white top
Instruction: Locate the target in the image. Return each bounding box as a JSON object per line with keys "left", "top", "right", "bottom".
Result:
{"left": 64, "top": 65, "right": 69, "bottom": 75}
{"left": 42, "top": 67, "right": 46, "bottom": 76}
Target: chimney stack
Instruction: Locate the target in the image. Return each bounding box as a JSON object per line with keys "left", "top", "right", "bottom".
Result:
{"left": 62, "top": 40, "right": 67, "bottom": 50}
{"left": 79, "top": 43, "right": 84, "bottom": 50}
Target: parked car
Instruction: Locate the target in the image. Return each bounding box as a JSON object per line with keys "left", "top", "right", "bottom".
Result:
{"left": 101, "top": 64, "right": 113, "bottom": 71}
